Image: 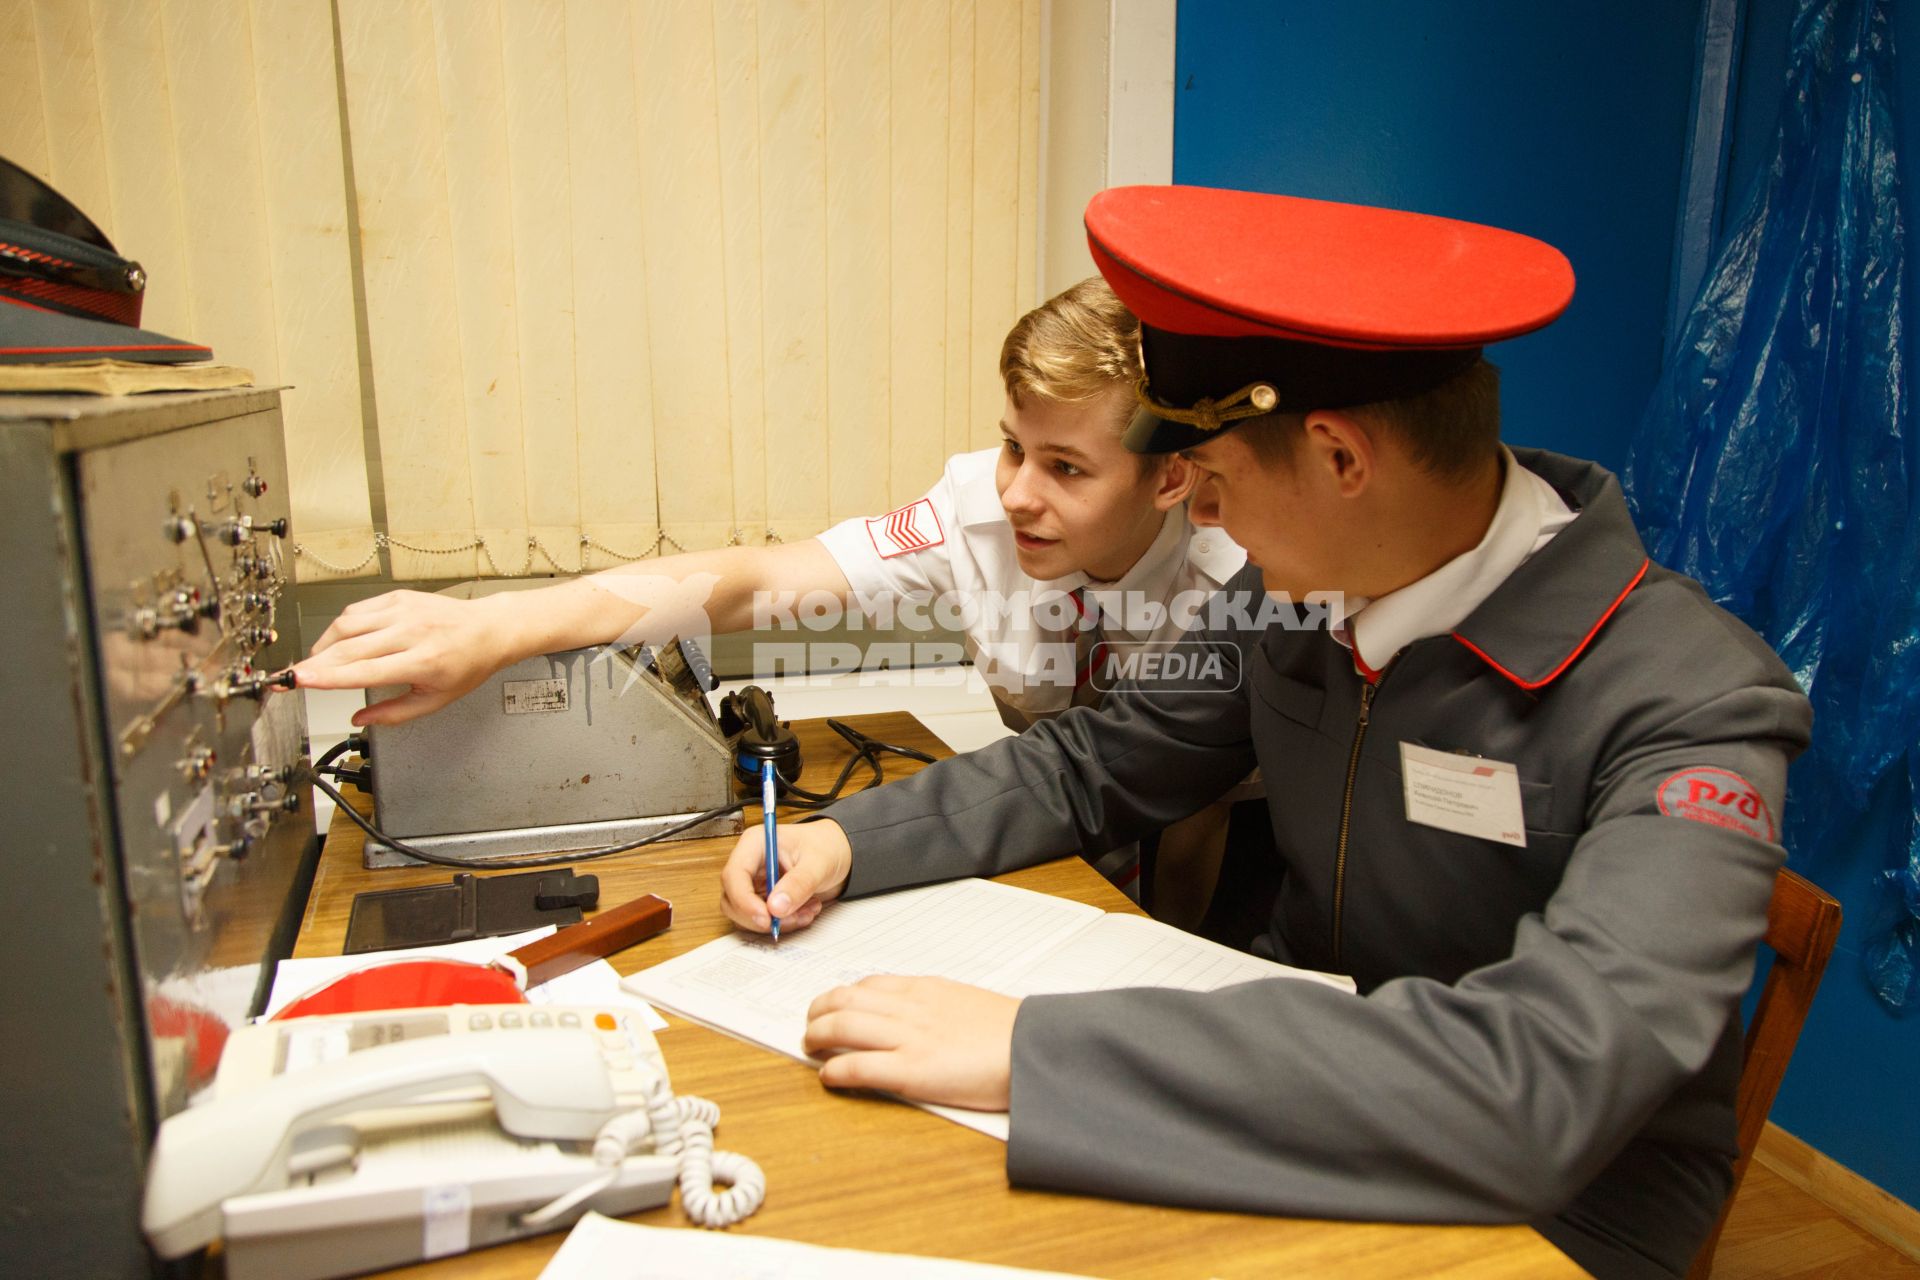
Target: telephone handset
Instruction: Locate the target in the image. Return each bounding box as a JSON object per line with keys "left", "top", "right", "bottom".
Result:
{"left": 143, "top": 1005, "right": 764, "bottom": 1280}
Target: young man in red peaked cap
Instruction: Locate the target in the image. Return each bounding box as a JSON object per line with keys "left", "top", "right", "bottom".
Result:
{"left": 720, "top": 187, "right": 1813, "bottom": 1279}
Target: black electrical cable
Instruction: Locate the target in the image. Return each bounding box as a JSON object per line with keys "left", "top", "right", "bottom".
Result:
{"left": 311, "top": 735, "right": 369, "bottom": 791}
{"left": 313, "top": 735, "right": 358, "bottom": 775}
{"left": 309, "top": 733, "right": 748, "bottom": 869}
{"left": 830, "top": 717, "right": 940, "bottom": 766}
{"left": 307, "top": 714, "right": 938, "bottom": 869}
{"left": 775, "top": 718, "right": 939, "bottom": 808}
{"left": 773, "top": 752, "right": 879, "bottom": 807}
{"left": 310, "top": 769, "right": 749, "bottom": 870}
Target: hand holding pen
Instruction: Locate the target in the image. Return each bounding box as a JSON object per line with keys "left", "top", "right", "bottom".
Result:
{"left": 719, "top": 816, "right": 855, "bottom": 936}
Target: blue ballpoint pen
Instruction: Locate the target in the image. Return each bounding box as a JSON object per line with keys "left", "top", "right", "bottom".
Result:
{"left": 761, "top": 758, "right": 781, "bottom": 940}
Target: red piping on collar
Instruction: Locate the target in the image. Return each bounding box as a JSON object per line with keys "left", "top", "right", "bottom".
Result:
{"left": 1351, "top": 642, "right": 1385, "bottom": 685}
{"left": 1452, "top": 557, "right": 1649, "bottom": 691}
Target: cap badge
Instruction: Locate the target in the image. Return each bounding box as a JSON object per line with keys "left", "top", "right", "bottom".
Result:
{"left": 1134, "top": 377, "right": 1278, "bottom": 433}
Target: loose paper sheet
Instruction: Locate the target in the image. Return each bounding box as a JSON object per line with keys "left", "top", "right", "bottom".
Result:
{"left": 539, "top": 1212, "right": 1093, "bottom": 1280}
{"left": 623, "top": 879, "right": 1353, "bottom": 1139}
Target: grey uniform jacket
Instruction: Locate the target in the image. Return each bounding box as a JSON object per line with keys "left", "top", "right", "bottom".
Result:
{"left": 823, "top": 450, "right": 1813, "bottom": 1280}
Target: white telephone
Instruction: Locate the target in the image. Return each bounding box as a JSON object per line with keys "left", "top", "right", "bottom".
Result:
{"left": 142, "top": 1005, "right": 764, "bottom": 1280}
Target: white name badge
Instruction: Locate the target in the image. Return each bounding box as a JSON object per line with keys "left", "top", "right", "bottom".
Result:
{"left": 1399, "top": 742, "right": 1527, "bottom": 848}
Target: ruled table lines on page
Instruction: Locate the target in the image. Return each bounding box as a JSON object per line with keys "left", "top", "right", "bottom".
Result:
{"left": 621, "top": 880, "right": 1347, "bottom": 1141}
{"left": 673, "top": 879, "right": 1100, "bottom": 1012}
{"left": 620, "top": 878, "right": 1106, "bottom": 1063}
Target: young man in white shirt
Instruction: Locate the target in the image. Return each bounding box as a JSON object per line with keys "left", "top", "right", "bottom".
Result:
{"left": 293, "top": 278, "right": 1247, "bottom": 895}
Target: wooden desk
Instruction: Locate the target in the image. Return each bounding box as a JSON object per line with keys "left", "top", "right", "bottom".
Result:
{"left": 297, "top": 712, "right": 1579, "bottom": 1279}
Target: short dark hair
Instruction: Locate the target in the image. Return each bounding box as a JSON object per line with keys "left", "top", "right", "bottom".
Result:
{"left": 1235, "top": 358, "right": 1502, "bottom": 479}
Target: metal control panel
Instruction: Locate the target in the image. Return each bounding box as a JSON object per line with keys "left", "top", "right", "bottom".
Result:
{"left": 77, "top": 400, "right": 311, "bottom": 951}
{"left": 1, "top": 389, "right": 317, "bottom": 1279}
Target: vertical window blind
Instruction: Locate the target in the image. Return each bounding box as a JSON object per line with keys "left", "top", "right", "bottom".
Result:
{"left": 2, "top": 0, "right": 376, "bottom": 574}
{"left": 1, "top": 0, "right": 1042, "bottom": 580}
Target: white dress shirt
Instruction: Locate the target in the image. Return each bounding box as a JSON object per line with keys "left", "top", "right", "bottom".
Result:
{"left": 1336, "top": 447, "right": 1577, "bottom": 677}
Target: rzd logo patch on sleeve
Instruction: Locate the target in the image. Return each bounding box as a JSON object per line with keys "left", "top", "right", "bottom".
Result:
{"left": 1655, "top": 767, "right": 1776, "bottom": 841}
{"left": 863, "top": 498, "right": 945, "bottom": 559}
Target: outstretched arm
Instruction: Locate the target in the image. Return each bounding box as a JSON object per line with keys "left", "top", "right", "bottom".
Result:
{"left": 292, "top": 539, "right": 849, "bottom": 725}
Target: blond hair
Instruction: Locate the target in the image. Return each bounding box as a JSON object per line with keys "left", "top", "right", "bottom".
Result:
{"left": 999, "top": 278, "right": 1142, "bottom": 432}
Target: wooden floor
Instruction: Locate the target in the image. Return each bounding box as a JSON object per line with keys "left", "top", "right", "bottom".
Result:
{"left": 1712, "top": 1160, "right": 1920, "bottom": 1278}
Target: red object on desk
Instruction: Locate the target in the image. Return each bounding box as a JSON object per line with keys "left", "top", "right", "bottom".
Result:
{"left": 272, "top": 892, "right": 672, "bottom": 1020}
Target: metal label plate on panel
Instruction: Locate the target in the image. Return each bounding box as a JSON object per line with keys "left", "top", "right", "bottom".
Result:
{"left": 502, "top": 678, "right": 569, "bottom": 715}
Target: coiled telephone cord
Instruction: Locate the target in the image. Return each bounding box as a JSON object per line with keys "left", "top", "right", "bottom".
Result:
{"left": 519, "top": 1072, "right": 765, "bottom": 1230}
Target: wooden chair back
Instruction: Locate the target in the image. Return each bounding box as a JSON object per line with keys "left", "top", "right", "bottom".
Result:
{"left": 1688, "top": 866, "right": 1842, "bottom": 1278}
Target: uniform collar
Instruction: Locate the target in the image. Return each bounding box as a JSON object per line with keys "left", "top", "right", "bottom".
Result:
{"left": 1084, "top": 503, "right": 1246, "bottom": 608}
{"left": 1342, "top": 447, "right": 1565, "bottom": 678}
{"left": 1185, "top": 519, "right": 1246, "bottom": 583}
{"left": 956, "top": 457, "right": 1012, "bottom": 528}
{"left": 1449, "top": 449, "right": 1650, "bottom": 690}
{"left": 1042, "top": 502, "right": 1191, "bottom": 626}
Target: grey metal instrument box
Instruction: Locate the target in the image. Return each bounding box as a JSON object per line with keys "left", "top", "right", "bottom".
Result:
{"left": 364, "top": 587, "right": 740, "bottom": 865}
{"left": 0, "top": 389, "right": 316, "bottom": 1279}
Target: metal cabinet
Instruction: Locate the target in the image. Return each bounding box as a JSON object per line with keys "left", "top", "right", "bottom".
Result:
{"left": 0, "top": 389, "right": 316, "bottom": 1278}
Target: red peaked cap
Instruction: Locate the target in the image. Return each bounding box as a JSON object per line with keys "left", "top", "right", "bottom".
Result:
{"left": 1085, "top": 186, "right": 1575, "bottom": 454}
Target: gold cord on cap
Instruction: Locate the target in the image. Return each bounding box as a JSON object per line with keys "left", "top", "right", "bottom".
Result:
{"left": 1133, "top": 377, "right": 1279, "bottom": 432}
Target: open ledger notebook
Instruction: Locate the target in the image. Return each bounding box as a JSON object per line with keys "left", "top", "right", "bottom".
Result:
{"left": 621, "top": 877, "right": 1355, "bottom": 1139}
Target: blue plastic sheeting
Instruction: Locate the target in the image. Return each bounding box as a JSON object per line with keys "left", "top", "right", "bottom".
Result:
{"left": 1624, "top": 0, "right": 1920, "bottom": 1011}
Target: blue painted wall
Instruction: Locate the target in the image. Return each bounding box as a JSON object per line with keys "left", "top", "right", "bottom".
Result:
{"left": 1175, "top": 0, "right": 1920, "bottom": 1212}
{"left": 1173, "top": 1, "right": 1703, "bottom": 472}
